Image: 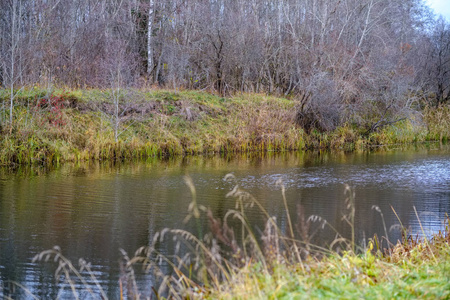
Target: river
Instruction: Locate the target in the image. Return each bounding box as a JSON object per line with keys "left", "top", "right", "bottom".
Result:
{"left": 1, "top": 144, "right": 449, "bottom": 298}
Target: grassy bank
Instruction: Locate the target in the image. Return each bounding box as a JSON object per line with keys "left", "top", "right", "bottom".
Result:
{"left": 0, "top": 88, "right": 449, "bottom": 165}
{"left": 205, "top": 232, "right": 450, "bottom": 299}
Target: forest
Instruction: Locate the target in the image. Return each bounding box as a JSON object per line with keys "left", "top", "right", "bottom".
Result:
{"left": 0, "top": 0, "right": 449, "bottom": 160}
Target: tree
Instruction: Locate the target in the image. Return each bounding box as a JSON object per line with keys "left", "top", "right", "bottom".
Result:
{"left": 100, "top": 37, "right": 138, "bottom": 142}
{"left": 0, "top": 0, "right": 446, "bottom": 130}
{"left": 1, "top": 0, "right": 24, "bottom": 127}
{"left": 430, "top": 18, "right": 450, "bottom": 105}
{"left": 147, "top": 0, "right": 155, "bottom": 76}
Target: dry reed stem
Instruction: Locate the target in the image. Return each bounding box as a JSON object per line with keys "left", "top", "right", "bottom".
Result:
{"left": 413, "top": 206, "right": 438, "bottom": 264}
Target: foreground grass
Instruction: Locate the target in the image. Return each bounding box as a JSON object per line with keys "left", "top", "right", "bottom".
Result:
{"left": 208, "top": 235, "right": 450, "bottom": 299}
{"left": 0, "top": 88, "right": 449, "bottom": 165}
{"left": 197, "top": 185, "right": 450, "bottom": 300}
{"left": 17, "top": 176, "right": 450, "bottom": 299}
{"left": 32, "top": 229, "right": 450, "bottom": 300}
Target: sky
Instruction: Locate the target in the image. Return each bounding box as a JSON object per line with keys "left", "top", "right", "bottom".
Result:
{"left": 426, "top": 0, "right": 450, "bottom": 21}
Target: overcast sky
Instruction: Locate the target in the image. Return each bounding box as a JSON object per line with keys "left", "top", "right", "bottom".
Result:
{"left": 426, "top": 0, "right": 450, "bottom": 21}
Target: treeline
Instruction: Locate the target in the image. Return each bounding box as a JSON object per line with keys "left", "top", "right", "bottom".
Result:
{"left": 1, "top": 0, "right": 449, "bottom": 132}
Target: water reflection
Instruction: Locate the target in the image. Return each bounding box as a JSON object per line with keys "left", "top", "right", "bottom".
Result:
{"left": 0, "top": 145, "right": 449, "bottom": 298}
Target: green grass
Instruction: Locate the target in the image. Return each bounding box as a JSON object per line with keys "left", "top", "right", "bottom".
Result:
{"left": 207, "top": 236, "right": 450, "bottom": 299}
{"left": 0, "top": 88, "right": 448, "bottom": 166}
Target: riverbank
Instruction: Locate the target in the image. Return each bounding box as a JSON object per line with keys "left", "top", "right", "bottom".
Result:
{"left": 1, "top": 88, "right": 449, "bottom": 166}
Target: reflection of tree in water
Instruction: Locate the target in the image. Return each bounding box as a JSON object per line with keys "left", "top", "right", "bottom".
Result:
{"left": 1, "top": 148, "right": 450, "bottom": 297}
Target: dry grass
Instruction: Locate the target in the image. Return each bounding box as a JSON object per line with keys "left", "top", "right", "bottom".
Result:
{"left": 423, "top": 104, "right": 450, "bottom": 143}
{"left": 2, "top": 88, "right": 449, "bottom": 166}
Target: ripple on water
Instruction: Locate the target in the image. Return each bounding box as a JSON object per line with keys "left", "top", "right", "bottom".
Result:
{"left": 235, "top": 156, "right": 450, "bottom": 191}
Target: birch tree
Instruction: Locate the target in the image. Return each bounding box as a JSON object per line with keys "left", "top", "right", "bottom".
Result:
{"left": 147, "top": 0, "right": 154, "bottom": 76}
{"left": 1, "top": 0, "right": 24, "bottom": 127}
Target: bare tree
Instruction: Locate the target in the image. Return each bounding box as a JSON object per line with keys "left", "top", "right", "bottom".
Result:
{"left": 1, "top": 0, "right": 24, "bottom": 127}
{"left": 0, "top": 0, "right": 446, "bottom": 132}
{"left": 147, "top": 0, "right": 155, "bottom": 76}
{"left": 429, "top": 18, "right": 450, "bottom": 105}
{"left": 100, "top": 38, "right": 138, "bottom": 142}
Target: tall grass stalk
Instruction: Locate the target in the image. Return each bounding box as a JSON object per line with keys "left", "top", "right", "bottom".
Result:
{"left": 32, "top": 246, "right": 108, "bottom": 299}
{"left": 372, "top": 205, "right": 391, "bottom": 254}
{"left": 5, "top": 282, "right": 39, "bottom": 300}
{"left": 391, "top": 205, "right": 409, "bottom": 244}
{"left": 277, "top": 179, "right": 304, "bottom": 272}
{"left": 413, "top": 206, "right": 437, "bottom": 263}
{"left": 343, "top": 185, "right": 356, "bottom": 253}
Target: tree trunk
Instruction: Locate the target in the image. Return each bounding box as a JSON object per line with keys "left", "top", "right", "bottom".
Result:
{"left": 9, "top": 0, "right": 20, "bottom": 125}
{"left": 147, "top": 0, "right": 154, "bottom": 76}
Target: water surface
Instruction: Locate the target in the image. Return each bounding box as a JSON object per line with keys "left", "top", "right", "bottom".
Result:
{"left": 1, "top": 145, "right": 449, "bottom": 298}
